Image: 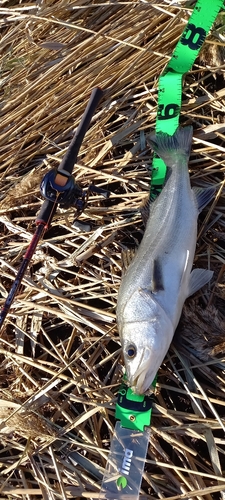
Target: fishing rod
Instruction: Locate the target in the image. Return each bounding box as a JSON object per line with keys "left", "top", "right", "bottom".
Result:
{"left": 0, "top": 87, "right": 106, "bottom": 329}
{"left": 100, "top": 1, "right": 223, "bottom": 497}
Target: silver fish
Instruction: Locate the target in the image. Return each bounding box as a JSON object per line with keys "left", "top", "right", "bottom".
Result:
{"left": 116, "top": 126, "right": 214, "bottom": 394}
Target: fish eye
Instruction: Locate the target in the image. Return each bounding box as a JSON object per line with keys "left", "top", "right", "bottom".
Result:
{"left": 125, "top": 344, "right": 136, "bottom": 359}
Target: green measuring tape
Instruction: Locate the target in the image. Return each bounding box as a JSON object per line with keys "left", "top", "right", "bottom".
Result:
{"left": 152, "top": 0, "right": 224, "bottom": 196}
{"left": 100, "top": 1, "right": 224, "bottom": 497}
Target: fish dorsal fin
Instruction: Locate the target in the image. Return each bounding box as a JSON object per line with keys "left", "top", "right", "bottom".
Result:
{"left": 121, "top": 248, "right": 137, "bottom": 273}
{"left": 192, "top": 186, "right": 216, "bottom": 213}
{"left": 187, "top": 268, "right": 213, "bottom": 297}
{"left": 151, "top": 258, "right": 164, "bottom": 293}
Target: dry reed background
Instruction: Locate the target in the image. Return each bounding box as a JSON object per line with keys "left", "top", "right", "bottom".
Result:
{"left": 0, "top": 0, "right": 225, "bottom": 498}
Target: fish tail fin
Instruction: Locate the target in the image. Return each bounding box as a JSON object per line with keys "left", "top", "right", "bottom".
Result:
{"left": 148, "top": 126, "right": 193, "bottom": 167}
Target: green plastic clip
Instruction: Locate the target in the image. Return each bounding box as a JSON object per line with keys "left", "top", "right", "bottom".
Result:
{"left": 115, "top": 379, "right": 156, "bottom": 431}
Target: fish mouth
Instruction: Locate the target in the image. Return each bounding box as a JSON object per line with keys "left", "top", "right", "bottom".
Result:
{"left": 129, "top": 348, "right": 155, "bottom": 394}
{"left": 133, "top": 370, "right": 152, "bottom": 395}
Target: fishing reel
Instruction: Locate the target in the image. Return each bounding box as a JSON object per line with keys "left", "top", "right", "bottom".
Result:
{"left": 40, "top": 168, "right": 110, "bottom": 216}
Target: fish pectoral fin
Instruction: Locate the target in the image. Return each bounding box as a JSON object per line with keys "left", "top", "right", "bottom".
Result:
{"left": 192, "top": 186, "right": 216, "bottom": 213}
{"left": 187, "top": 268, "right": 214, "bottom": 297}
{"left": 138, "top": 259, "right": 164, "bottom": 296}
{"left": 152, "top": 258, "right": 164, "bottom": 292}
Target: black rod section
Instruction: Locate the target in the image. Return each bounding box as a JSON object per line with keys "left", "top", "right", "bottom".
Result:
{"left": 58, "top": 87, "right": 104, "bottom": 175}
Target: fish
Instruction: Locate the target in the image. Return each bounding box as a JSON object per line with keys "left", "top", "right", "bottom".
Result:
{"left": 116, "top": 126, "right": 215, "bottom": 394}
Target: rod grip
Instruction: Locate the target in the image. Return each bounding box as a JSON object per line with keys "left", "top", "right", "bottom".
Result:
{"left": 36, "top": 199, "right": 57, "bottom": 225}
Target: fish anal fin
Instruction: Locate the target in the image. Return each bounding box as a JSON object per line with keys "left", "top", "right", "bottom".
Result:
{"left": 187, "top": 268, "right": 213, "bottom": 297}
{"left": 192, "top": 186, "right": 216, "bottom": 213}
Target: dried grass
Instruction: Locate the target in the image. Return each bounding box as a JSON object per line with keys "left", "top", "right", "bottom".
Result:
{"left": 0, "top": 0, "right": 225, "bottom": 498}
